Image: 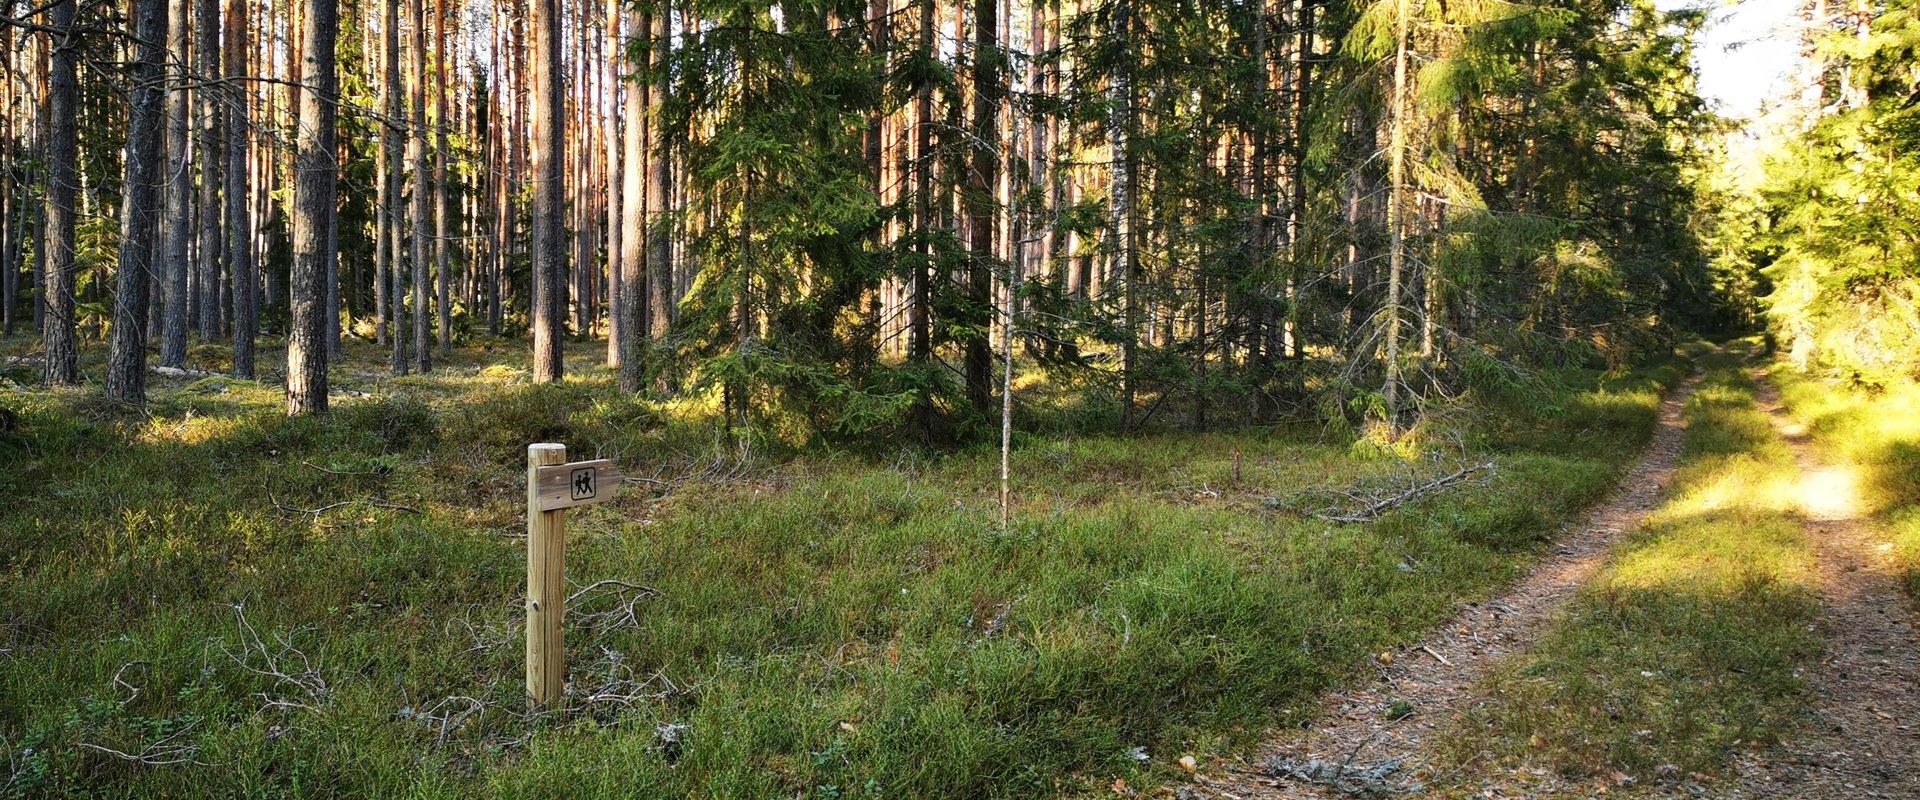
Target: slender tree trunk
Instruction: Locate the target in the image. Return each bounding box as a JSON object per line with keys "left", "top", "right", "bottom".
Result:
{"left": 434, "top": 0, "right": 451, "bottom": 351}
{"left": 40, "top": 0, "right": 78, "bottom": 386}
{"left": 160, "top": 0, "right": 191, "bottom": 365}
{"left": 105, "top": 0, "right": 171, "bottom": 401}
{"left": 615, "top": 8, "right": 646, "bottom": 391}
{"left": 1382, "top": 0, "right": 1412, "bottom": 434}
{"left": 227, "top": 0, "right": 256, "bottom": 377}
{"left": 529, "top": 0, "right": 564, "bottom": 381}
{"left": 645, "top": 7, "right": 671, "bottom": 349}
{"left": 603, "top": 0, "right": 622, "bottom": 368}
{"left": 1109, "top": 0, "right": 1136, "bottom": 432}
{"left": 387, "top": 0, "right": 409, "bottom": 374}
{"left": 0, "top": 14, "right": 14, "bottom": 338}
{"left": 197, "top": 0, "right": 224, "bottom": 343}
{"left": 410, "top": 0, "right": 432, "bottom": 372}
{"left": 288, "top": 0, "right": 338, "bottom": 414}
{"left": 909, "top": 0, "right": 934, "bottom": 438}
{"left": 963, "top": 0, "right": 999, "bottom": 415}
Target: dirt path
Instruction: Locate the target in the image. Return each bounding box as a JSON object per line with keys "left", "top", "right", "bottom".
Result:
{"left": 1200, "top": 376, "right": 1701, "bottom": 799}
{"left": 1710, "top": 374, "right": 1920, "bottom": 799}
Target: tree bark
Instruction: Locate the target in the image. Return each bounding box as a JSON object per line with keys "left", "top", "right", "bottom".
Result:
{"left": 1382, "top": 0, "right": 1412, "bottom": 434}
{"left": 105, "top": 0, "right": 172, "bottom": 401}
{"left": 645, "top": 6, "right": 671, "bottom": 348}
{"left": 288, "top": 0, "right": 338, "bottom": 414}
{"left": 386, "top": 0, "right": 409, "bottom": 374}
{"left": 196, "top": 0, "right": 224, "bottom": 344}
{"left": 158, "top": 0, "right": 191, "bottom": 365}
{"left": 410, "top": 0, "right": 432, "bottom": 372}
{"left": 434, "top": 0, "right": 451, "bottom": 351}
{"left": 529, "top": 0, "right": 564, "bottom": 382}
{"left": 226, "top": 0, "right": 256, "bottom": 378}
{"left": 615, "top": 7, "right": 646, "bottom": 392}
{"left": 963, "top": 0, "right": 999, "bottom": 415}
{"left": 40, "top": 0, "right": 79, "bottom": 387}
{"left": 1108, "top": 0, "right": 1136, "bottom": 431}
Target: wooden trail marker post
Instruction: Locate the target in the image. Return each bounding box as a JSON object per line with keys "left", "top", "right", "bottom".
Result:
{"left": 525, "top": 443, "right": 623, "bottom": 710}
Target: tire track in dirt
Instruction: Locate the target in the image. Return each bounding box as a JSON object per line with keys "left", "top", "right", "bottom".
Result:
{"left": 1198, "top": 375, "right": 1702, "bottom": 799}
{"left": 1710, "top": 374, "right": 1920, "bottom": 799}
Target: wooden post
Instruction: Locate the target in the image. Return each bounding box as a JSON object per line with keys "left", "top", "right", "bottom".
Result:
{"left": 526, "top": 442, "right": 567, "bottom": 710}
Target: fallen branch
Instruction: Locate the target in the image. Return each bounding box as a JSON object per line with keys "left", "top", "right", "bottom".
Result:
{"left": 1312, "top": 462, "right": 1496, "bottom": 524}
{"left": 76, "top": 720, "right": 204, "bottom": 767}
{"left": 216, "top": 604, "right": 330, "bottom": 715}
{"left": 150, "top": 365, "right": 222, "bottom": 379}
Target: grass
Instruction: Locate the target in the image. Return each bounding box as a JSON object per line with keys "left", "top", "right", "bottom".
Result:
{"left": 1771, "top": 367, "right": 1920, "bottom": 598}
{"left": 2, "top": 335, "right": 1684, "bottom": 798}
{"left": 1434, "top": 341, "right": 1821, "bottom": 793}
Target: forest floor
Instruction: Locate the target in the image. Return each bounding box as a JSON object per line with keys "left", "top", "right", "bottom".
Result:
{"left": 0, "top": 333, "right": 1691, "bottom": 798}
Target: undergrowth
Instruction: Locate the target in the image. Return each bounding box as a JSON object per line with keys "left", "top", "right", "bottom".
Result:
{"left": 1, "top": 337, "right": 1686, "bottom": 799}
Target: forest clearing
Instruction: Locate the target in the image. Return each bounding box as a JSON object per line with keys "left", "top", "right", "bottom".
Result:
{"left": 3, "top": 0, "right": 1919, "bottom": 795}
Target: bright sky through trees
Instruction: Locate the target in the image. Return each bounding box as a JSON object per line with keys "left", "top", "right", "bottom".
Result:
{"left": 1672, "top": 0, "right": 1809, "bottom": 119}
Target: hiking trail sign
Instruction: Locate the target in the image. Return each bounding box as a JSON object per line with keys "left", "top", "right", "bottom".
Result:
{"left": 524, "top": 444, "right": 624, "bottom": 710}
{"left": 532, "top": 457, "right": 621, "bottom": 511}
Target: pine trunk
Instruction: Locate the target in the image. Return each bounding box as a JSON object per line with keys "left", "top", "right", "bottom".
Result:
{"left": 105, "top": 0, "right": 172, "bottom": 401}
{"left": 288, "top": 0, "right": 338, "bottom": 414}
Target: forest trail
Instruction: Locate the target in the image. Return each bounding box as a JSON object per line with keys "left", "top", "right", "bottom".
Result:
{"left": 1202, "top": 376, "right": 1702, "bottom": 798}
{"left": 1712, "top": 374, "right": 1920, "bottom": 799}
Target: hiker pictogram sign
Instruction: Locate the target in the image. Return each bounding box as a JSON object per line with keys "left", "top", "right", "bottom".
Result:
{"left": 532, "top": 458, "right": 622, "bottom": 511}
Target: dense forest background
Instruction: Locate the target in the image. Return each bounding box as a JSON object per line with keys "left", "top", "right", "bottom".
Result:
{"left": 1, "top": 0, "right": 1824, "bottom": 440}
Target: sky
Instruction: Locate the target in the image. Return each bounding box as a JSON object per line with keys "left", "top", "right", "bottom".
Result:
{"left": 1667, "top": 0, "right": 1810, "bottom": 120}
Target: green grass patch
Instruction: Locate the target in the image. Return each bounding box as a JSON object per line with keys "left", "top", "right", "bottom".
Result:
{"left": 1435, "top": 344, "right": 1820, "bottom": 791}
{"left": 1, "top": 336, "right": 1684, "bottom": 798}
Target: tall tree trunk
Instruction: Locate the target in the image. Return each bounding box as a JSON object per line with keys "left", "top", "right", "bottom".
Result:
{"left": 387, "top": 0, "right": 409, "bottom": 374}
{"left": 1382, "top": 0, "right": 1412, "bottom": 434}
{"left": 0, "top": 12, "right": 14, "bottom": 338}
{"left": 160, "top": 0, "right": 191, "bottom": 366}
{"left": 288, "top": 0, "right": 338, "bottom": 414}
{"left": 226, "top": 0, "right": 256, "bottom": 377}
{"left": 1108, "top": 0, "right": 1136, "bottom": 432}
{"left": 40, "top": 0, "right": 79, "bottom": 386}
{"left": 615, "top": 7, "right": 646, "bottom": 391}
{"left": 645, "top": 6, "right": 671, "bottom": 350}
{"left": 529, "top": 0, "right": 565, "bottom": 382}
{"left": 105, "top": 0, "right": 171, "bottom": 401}
{"left": 410, "top": 0, "right": 432, "bottom": 372}
{"left": 197, "top": 0, "right": 224, "bottom": 343}
{"left": 434, "top": 0, "right": 451, "bottom": 351}
{"left": 909, "top": 0, "right": 934, "bottom": 439}
{"left": 963, "top": 0, "right": 999, "bottom": 415}
{"left": 603, "top": 0, "right": 623, "bottom": 369}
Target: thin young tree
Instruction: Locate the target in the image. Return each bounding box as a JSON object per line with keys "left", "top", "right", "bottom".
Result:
{"left": 39, "top": 0, "right": 79, "bottom": 387}
{"left": 105, "top": 0, "right": 172, "bottom": 401}
{"left": 287, "top": 0, "right": 338, "bottom": 414}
